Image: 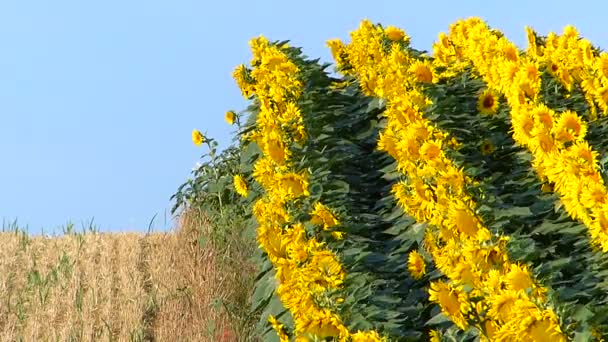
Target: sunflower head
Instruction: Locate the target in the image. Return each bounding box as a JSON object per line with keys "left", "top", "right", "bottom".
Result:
{"left": 525, "top": 26, "right": 539, "bottom": 57}
{"left": 233, "top": 174, "right": 249, "bottom": 198}
{"left": 225, "top": 110, "right": 236, "bottom": 125}
{"left": 384, "top": 25, "right": 408, "bottom": 43}
{"left": 407, "top": 250, "right": 426, "bottom": 280}
{"left": 477, "top": 89, "right": 499, "bottom": 115}
{"left": 409, "top": 61, "right": 435, "bottom": 83}
{"left": 192, "top": 129, "right": 205, "bottom": 146}
{"left": 553, "top": 110, "right": 586, "bottom": 143}
{"left": 481, "top": 140, "right": 496, "bottom": 155}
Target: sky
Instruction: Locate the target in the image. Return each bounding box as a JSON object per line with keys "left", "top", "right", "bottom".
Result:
{"left": 1, "top": 0, "right": 607, "bottom": 234}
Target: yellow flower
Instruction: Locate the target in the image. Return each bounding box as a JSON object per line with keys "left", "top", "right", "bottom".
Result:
{"left": 487, "top": 290, "right": 521, "bottom": 323}
{"left": 505, "top": 264, "right": 534, "bottom": 291}
{"left": 428, "top": 281, "right": 470, "bottom": 329}
{"left": 263, "top": 132, "right": 289, "bottom": 165}
{"left": 310, "top": 202, "right": 339, "bottom": 230}
{"left": 407, "top": 250, "right": 426, "bottom": 280}
{"left": 419, "top": 140, "right": 443, "bottom": 160}
{"left": 522, "top": 310, "right": 566, "bottom": 342}
{"left": 385, "top": 26, "right": 406, "bottom": 42}
{"left": 541, "top": 183, "right": 553, "bottom": 193}
{"left": 448, "top": 201, "right": 480, "bottom": 237}
{"left": 480, "top": 140, "right": 496, "bottom": 155}
{"left": 278, "top": 173, "right": 310, "bottom": 199}
{"left": 525, "top": 26, "right": 538, "bottom": 57}
{"left": 331, "top": 231, "right": 345, "bottom": 240}
{"left": 350, "top": 330, "right": 383, "bottom": 342}
{"left": 409, "top": 61, "right": 434, "bottom": 83}
{"left": 225, "top": 110, "right": 236, "bottom": 125}
{"left": 429, "top": 330, "right": 442, "bottom": 342}
{"left": 232, "top": 64, "right": 255, "bottom": 98}
{"left": 553, "top": 110, "right": 586, "bottom": 143}
{"left": 233, "top": 175, "right": 249, "bottom": 198}
{"left": 477, "top": 89, "right": 499, "bottom": 115}
{"left": 268, "top": 315, "right": 289, "bottom": 342}
{"left": 192, "top": 129, "right": 205, "bottom": 146}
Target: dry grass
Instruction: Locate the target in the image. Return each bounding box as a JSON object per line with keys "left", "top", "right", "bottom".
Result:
{"left": 0, "top": 210, "right": 257, "bottom": 341}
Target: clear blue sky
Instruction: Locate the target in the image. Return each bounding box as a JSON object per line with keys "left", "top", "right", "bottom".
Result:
{"left": 1, "top": 0, "right": 606, "bottom": 233}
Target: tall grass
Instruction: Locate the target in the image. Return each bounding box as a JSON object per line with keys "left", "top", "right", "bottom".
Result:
{"left": 0, "top": 209, "right": 258, "bottom": 341}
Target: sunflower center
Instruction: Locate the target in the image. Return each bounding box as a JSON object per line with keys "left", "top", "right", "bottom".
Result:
{"left": 551, "top": 63, "right": 559, "bottom": 72}
{"left": 483, "top": 95, "right": 494, "bottom": 108}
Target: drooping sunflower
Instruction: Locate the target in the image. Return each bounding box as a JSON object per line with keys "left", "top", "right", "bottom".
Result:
{"left": 192, "top": 129, "right": 205, "bottom": 146}
{"left": 407, "top": 250, "right": 426, "bottom": 280}
{"left": 233, "top": 174, "right": 249, "bottom": 198}
{"left": 225, "top": 110, "right": 236, "bottom": 125}
{"left": 477, "top": 89, "right": 499, "bottom": 115}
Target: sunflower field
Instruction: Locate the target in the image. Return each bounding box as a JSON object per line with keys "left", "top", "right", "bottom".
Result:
{"left": 180, "top": 17, "right": 608, "bottom": 341}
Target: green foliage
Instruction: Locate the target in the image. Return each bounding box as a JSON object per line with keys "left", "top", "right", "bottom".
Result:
{"left": 176, "top": 36, "right": 608, "bottom": 341}
{"left": 172, "top": 116, "right": 262, "bottom": 341}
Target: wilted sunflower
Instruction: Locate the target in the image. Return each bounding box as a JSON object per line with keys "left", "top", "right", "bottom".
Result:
{"left": 192, "top": 129, "right": 205, "bottom": 146}
{"left": 225, "top": 110, "right": 236, "bottom": 125}
{"left": 477, "top": 89, "right": 499, "bottom": 115}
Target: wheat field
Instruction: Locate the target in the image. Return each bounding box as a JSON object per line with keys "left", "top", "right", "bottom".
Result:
{"left": 0, "top": 212, "right": 247, "bottom": 342}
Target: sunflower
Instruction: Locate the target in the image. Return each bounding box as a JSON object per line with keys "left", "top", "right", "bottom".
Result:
{"left": 481, "top": 140, "right": 496, "bottom": 155}
{"left": 233, "top": 175, "right": 249, "bottom": 198}
{"left": 384, "top": 25, "right": 406, "bottom": 42}
{"left": 278, "top": 173, "right": 310, "bottom": 199}
{"left": 553, "top": 110, "right": 586, "bottom": 143}
{"left": 225, "top": 110, "right": 236, "bottom": 125}
{"left": 428, "top": 281, "right": 470, "bottom": 329}
{"left": 595, "top": 86, "right": 608, "bottom": 112}
{"left": 192, "top": 129, "right": 205, "bottom": 146}
{"left": 351, "top": 331, "right": 383, "bottom": 342}
{"left": 409, "top": 61, "right": 434, "bottom": 83}
{"left": 310, "top": 202, "right": 339, "bottom": 230}
{"left": 532, "top": 108, "right": 554, "bottom": 133}
{"left": 419, "top": 140, "right": 442, "bottom": 160}
{"left": 268, "top": 315, "right": 289, "bottom": 342}
{"left": 448, "top": 201, "right": 480, "bottom": 237}
{"left": 521, "top": 310, "right": 566, "bottom": 342}
{"left": 429, "top": 330, "right": 442, "bottom": 342}
{"left": 505, "top": 264, "right": 534, "bottom": 291}
{"left": 525, "top": 26, "right": 538, "bottom": 57}
{"left": 487, "top": 290, "right": 521, "bottom": 323}
{"left": 477, "top": 90, "right": 499, "bottom": 115}
{"left": 407, "top": 250, "right": 426, "bottom": 280}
